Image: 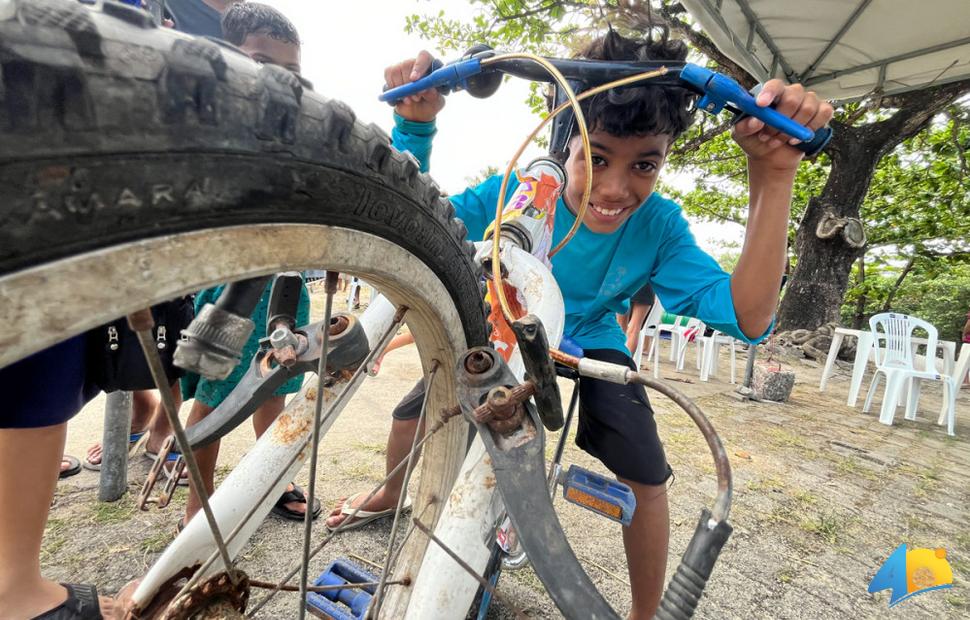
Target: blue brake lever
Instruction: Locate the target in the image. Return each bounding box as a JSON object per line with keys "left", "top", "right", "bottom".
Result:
{"left": 680, "top": 64, "right": 832, "bottom": 156}
{"left": 379, "top": 57, "right": 484, "bottom": 105}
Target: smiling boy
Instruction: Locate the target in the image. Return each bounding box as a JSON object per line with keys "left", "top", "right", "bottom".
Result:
{"left": 328, "top": 29, "right": 832, "bottom": 618}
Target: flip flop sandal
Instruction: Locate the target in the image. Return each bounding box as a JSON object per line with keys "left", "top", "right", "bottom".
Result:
{"left": 30, "top": 583, "right": 103, "bottom": 620}
{"left": 271, "top": 483, "right": 323, "bottom": 522}
{"left": 326, "top": 492, "right": 412, "bottom": 533}
{"left": 82, "top": 431, "right": 147, "bottom": 472}
{"left": 59, "top": 455, "right": 81, "bottom": 479}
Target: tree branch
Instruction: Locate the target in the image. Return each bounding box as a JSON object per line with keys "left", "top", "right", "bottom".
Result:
{"left": 671, "top": 118, "right": 734, "bottom": 157}
{"left": 864, "top": 79, "right": 970, "bottom": 157}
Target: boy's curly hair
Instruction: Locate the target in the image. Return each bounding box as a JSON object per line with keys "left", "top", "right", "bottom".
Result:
{"left": 221, "top": 2, "right": 300, "bottom": 47}
{"left": 567, "top": 27, "right": 696, "bottom": 142}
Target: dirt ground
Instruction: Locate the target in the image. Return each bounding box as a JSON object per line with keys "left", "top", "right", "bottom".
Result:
{"left": 53, "top": 292, "right": 969, "bottom": 619}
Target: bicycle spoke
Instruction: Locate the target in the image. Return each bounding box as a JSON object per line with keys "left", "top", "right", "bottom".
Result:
{"left": 369, "top": 361, "right": 439, "bottom": 617}
{"left": 298, "top": 272, "right": 340, "bottom": 620}
{"left": 171, "top": 300, "right": 410, "bottom": 607}
{"left": 247, "top": 400, "right": 465, "bottom": 616}
{"left": 128, "top": 309, "right": 236, "bottom": 581}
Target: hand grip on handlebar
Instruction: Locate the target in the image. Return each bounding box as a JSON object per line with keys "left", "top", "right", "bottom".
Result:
{"left": 680, "top": 64, "right": 832, "bottom": 156}
{"left": 379, "top": 57, "right": 483, "bottom": 105}
{"left": 655, "top": 509, "right": 733, "bottom": 620}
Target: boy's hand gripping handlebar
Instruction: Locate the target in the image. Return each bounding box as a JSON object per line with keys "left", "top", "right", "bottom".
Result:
{"left": 380, "top": 55, "right": 833, "bottom": 156}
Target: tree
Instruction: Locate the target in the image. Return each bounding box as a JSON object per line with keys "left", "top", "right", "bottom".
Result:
{"left": 406, "top": 0, "right": 970, "bottom": 330}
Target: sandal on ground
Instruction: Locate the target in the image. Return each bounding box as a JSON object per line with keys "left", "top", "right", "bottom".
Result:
{"left": 31, "top": 583, "right": 103, "bottom": 620}
{"left": 271, "top": 483, "right": 322, "bottom": 522}
{"left": 59, "top": 455, "right": 81, "bottom": 480}
{"left": 82, "top": 431, "right": 146, "bottom": 472}
{"left": 326, "top": 492, "right": 412, "bottom": 533}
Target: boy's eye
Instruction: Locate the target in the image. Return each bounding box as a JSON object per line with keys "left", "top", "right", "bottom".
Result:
{"left": 590, "top": 155, "right": 607, "bottom": 166}
{"left": 634, "top": 161, "right": 657, "bottom": 172}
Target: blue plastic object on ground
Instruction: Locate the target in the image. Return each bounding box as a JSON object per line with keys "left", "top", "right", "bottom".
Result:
{"left": 560, "top": 464, "right": 636, "bottom": 526}
{"left": 305, "top": 559, "right": 378, "bottom": 620}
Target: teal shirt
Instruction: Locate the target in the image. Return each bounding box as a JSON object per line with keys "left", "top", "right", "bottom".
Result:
{"left": 392, "top": 117, "right": 771, "bottom": 353}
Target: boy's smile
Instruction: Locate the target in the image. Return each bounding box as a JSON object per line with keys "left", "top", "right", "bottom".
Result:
{"left": 563, "top": 131, "right": 671, "bottom": 234}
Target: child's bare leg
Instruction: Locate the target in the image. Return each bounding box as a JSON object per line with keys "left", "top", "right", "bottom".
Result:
{"left": 182, "top": 400, "right": 216, "bottom": 524}
{"left": 0, "top": 424, "right": 114, "bottom": 617}
{"left": 620, "top": 480, "right": 669, "bottom": 620}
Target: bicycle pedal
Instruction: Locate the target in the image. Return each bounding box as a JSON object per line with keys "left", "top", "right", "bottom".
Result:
{"left": 559, "top": 465, "right": 636, "bottom": 526}
{"left": 306, "top": 559, "right": 378, "bottom": 620}
{"left": 137, "top": 436, "right": 183, "bottom": 510}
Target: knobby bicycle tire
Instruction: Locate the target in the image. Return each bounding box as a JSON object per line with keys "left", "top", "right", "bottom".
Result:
{"left": 0, "top": 1, "right": 492, "bottom": 617}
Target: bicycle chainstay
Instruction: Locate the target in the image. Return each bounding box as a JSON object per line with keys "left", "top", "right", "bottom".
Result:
{"left": 456, "top": 347, "right": 619, "bottom": 620}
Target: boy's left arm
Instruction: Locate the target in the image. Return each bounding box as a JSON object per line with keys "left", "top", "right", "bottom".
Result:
{"left": 730, "top": 81, "right": 833, "bottom": 338}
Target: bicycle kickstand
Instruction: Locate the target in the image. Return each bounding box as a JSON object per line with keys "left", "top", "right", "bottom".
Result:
{"left": 138, "top": 435, "right": 186, "bottom": 510}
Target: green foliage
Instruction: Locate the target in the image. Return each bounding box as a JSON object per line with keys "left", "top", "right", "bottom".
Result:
{"left": 842, "top": 257, "right": 970, "bottom": 342}
{"left": 407, "top": 1, "right": 970, "bottom": 330}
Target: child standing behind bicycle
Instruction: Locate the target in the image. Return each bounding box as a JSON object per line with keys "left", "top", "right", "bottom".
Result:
{"left": 327, "top": 29, "right": 832, "bottom": 618}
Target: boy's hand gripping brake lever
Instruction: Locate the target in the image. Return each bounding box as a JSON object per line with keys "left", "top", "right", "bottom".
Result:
{"left": 679, "top": 64, "right": 832, "bottom": 156}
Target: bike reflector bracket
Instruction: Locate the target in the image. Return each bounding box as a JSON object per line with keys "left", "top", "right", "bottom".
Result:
{"left": 560, "top": 465, "right": 636, "bottom": 526}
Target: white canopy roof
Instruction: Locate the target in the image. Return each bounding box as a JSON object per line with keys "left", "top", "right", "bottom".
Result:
{"left": 680, "top": 0, "right": 970, "bottom": 103}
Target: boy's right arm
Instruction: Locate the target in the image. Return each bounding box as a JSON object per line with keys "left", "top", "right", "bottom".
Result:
{"left": 385, "top": 51, "right": 498, "bottom": 242}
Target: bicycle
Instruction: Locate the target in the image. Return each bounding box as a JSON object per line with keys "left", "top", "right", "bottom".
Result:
{"left": 0, "top": 1, "right": 830, "bottom": 618}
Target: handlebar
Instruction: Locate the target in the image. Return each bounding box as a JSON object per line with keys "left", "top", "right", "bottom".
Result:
{"left": 379, "top": 54, "right": 832, "bottom": 156}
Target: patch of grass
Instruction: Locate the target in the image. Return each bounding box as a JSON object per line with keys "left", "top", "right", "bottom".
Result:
{"left": 776, "top": 568, "right": 796, "bottom": 584}
{"left": 139, "top": 529, "right": 172, "bottom": 554}
{"left": 40, "top": 517, "right": 69, "bottom": 562}
{"left": 90, "top": 497, "right": 136, "bottom": 525}
{"left": 945, "top": 594, "right": 968, "bottom": 609}
{"left": 790, "top": 489, "right": 818, "bottom": 507}
{"left": 746, "top": 476, "right": 787, "bottom": 493}
{"left": 508, "top": 566, "right": 545, "bottom": 594}
{"left": 353, "top": 441, "right": 387, "bottom": 456}
{"left": 799, "top": 511, "right": 845, "bottom": 545}
{"left": 764, "top": 428, "right": 808, "bottom": 450}
{"left": 905, "top": 514, "right": 928, "bottom": 531}
{"left": 955, "top": 532, "right": 970, "bottom": 550}
{"left": 834, "top": 456, "right": 879, "bottom": 481}
{"left": 341, "top": 461, "right": 383, "bottom": 481}
{"left": 214, "top": 464, "right": 233, "bottom": 485}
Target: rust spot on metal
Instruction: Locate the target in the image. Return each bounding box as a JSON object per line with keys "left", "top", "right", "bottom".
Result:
{"left": 272, "top": 413, "right": 312, "bottom": 445}
{"left": 464, "top": 350, "right": 493, "bottom": 374}
{"left": 328, "top": 315, "right": 350, "bottom": 335}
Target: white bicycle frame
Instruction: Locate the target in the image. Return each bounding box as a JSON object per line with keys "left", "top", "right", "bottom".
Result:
{"left": 131, "top": 241, "right": 564, "bottom": 617}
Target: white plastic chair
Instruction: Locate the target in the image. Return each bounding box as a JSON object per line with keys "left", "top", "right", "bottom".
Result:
{"left": 652, "top": 316, "right": 702, "bottom": 378}
{"left": 632, "top": 298, "right": 664, "bottom": 370}
{"left": 862, "top": 313, "right": 957, "bottom": 435}
{"left": 700, "top": 329, "right": 737, "bottom": 383}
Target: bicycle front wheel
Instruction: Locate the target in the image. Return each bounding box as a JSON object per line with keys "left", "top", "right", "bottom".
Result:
{"left": 0, "top": 1, "right": 488, "bottom": 616}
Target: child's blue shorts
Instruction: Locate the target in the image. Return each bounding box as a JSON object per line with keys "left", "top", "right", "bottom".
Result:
{"left": 0, "top": 335, "right": 99, "bottom": 429}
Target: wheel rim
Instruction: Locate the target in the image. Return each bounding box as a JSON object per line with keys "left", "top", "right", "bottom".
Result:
{"left": 0, "top": 223, "right": 478, "bottom": 617}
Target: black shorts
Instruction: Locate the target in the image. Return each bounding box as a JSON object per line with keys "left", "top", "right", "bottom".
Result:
{"left": 0, "top": 336, "right": 98, "bottom": 429}
{"left": 392, "top": 348, "right": 671, "bottom": 486}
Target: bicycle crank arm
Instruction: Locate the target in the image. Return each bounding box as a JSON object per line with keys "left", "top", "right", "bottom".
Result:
{"left": 456, "top": 347, "right": 618, "bottom": 620}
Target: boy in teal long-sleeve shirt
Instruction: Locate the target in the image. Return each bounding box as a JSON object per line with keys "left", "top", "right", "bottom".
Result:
{"left": 329, "top": 29, "right": 832, "bottom": 618}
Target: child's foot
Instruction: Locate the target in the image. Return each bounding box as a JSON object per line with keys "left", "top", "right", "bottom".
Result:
{"left": 59, "top": 455, "right": 81, "bottom": 479}
{"left": 325, "top": 489, "right": 404, "bottom": 530}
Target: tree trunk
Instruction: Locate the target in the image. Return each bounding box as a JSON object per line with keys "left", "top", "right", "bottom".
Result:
{"left": 852, "top": 255, "right": 866, "bottom": 329}
{"left": 777, "top": 79, "right": 970, "bottom": 331}
{"left": 777, "top": 123, "right": 879, "bottom": 330}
